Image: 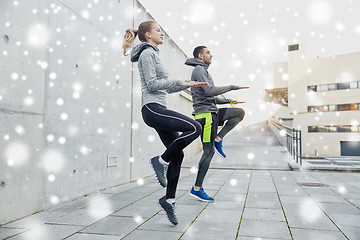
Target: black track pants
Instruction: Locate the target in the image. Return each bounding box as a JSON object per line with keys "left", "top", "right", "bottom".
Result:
{"left": 142, "top": 103, "right": 202, "bottom": 198}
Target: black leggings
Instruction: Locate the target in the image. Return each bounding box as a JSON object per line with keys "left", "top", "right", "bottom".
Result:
{"left": 195, "top": 108, "right": 245, "bottom": 187}
{"left": 141, "top": 103, "right": 202, "bottom": 198}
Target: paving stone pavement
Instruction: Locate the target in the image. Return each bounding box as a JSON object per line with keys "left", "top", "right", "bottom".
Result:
{"left": 1, "top": 122, "right": 360, "bottom": 240}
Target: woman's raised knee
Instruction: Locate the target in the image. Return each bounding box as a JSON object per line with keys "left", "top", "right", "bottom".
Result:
{"left": 194, "top": 121, "right": 202, "bottom": 137}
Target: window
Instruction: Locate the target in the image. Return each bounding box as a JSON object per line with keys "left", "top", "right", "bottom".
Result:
{"left": 329, "top": 105, "right": 336, "bottom": 111}
{"left": 308, "top": 126, "right": 319, "bottom": 132}
{"left": 317, "top": 85, "right": 328, "bottom": 92}
{"left": 265, "top": 88, "right": 288, "bottom": 106}
{"left": 319, "top": 126, "right": 330, "bottom": 132}
{"left": 308, "top": 103, "right": 360, "bottom": 112}
{"left": 328, "top": 84, "right": 337, "bottom": 91}
{"left": 338, "top": 104, "right": 351, "bottom": 111}
{"left": 313, "top": 106, "right": 320, "bottom": 112}
{"left": 319, "top": 105, "right": 329, "bottom": 112}
{"left": 351, "top": 126, "right": 360, "bottom": 132}
{"left": 307, "top": 81, "right": 359, "bottom": 92}
{"left": 350, "top": 82, "right": 358, "bottom": 89}
{"left": 308, "top": 125, "right": 359, "bottom": 133}
{"left": 308, "top": 86, "right": 316, "bottom": 92}
{"left": 338, "top": 82, "right": 350, "bottom": 90}
{"left": 351, "top": 104, "right": 359, "bottom": 110}
{"left": 329, "top": 126, "right": 337, "bottom": 132}
{"left": 288, "top": 44, "right": 299, "bottom": 51}
{"left": 338, "top": 125, "right": 352, "bottom": 132}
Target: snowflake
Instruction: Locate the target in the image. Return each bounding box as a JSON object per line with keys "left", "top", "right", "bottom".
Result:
{"left": 23, "top": 96, "right": 35, "bottom": 106}
{"left": 335, "top": 22, "right": 345, "bottom": 31}
{"left": 5, "top": 141, "right": 29, "bottom": 166}
{"left": 137, "top": 178, "right": 144, "bottom": 185}
{"left": 230, "top": 179, "right": 237, "bottom": 186}
{"left": 248, "top": 73, "right": 256, "bottom": 81}
{"left": 58, "top": 137, "right": 66, "bottom": 144}
{"left": 307, "top": 1, "right": 333, "bottom": 25}
{"left": 60, "top": 113, "right": 68, "bottom": 121}
{"left": 247, "top": 152, "right": 255, "bottom": 160}
{"left": 48, "top": 175, "right": 56, "bottom": 182}
{"left": 73, "top": 92, "right": 80, "bottom": 99}
{"left": 147, "top": 135, "right": 155, "bottom": 143}
{"left": 26, "top": 24, "right": 50, "bottom": 48}
{"left": 80, "top": 146, "right": 89, "bottom": 155}
{"left": 81, "top": 10, "right": 90, "bottom": 19}
{"left": 49, "top": 72, "right": 57, "bottom": 80}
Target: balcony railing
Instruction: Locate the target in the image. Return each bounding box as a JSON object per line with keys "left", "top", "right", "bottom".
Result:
{"left": 269, "top": 117, "right": 302, "bottom": 165}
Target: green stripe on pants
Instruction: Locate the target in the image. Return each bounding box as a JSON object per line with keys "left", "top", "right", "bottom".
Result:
{"left": 194, "top": 112, "right": 213, "bottom": 143}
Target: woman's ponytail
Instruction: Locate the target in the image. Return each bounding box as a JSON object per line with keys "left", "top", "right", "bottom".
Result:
{"left": 122, "top": 29, "right": 138, "bottom": 56}
{"left": 123, "top": 21, "right": 156, "bottom": 56}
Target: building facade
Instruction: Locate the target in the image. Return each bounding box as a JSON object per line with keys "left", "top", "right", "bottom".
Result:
{"left": 267, "top": 43, "right": 360, "bottom": 157}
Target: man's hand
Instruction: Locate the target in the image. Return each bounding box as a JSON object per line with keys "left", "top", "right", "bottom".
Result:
{"left": 230, "top": 101, "right": 246, "bottom": 104}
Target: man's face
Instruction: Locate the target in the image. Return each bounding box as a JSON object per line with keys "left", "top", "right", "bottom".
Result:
{"left": 199, "top": 48, "right": 212, "bottom": 65}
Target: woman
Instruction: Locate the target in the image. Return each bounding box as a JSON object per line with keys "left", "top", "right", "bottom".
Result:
{"left": 123, "top": 20, "right": 206, "bottom": 225}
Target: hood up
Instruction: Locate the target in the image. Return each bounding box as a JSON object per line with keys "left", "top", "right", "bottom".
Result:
{"left": 130, "top": 42, "right": 159, "bottom": 62}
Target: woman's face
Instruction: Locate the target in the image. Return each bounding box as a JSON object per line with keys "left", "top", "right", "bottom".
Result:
{"left": 147, "top": 24, "right": 164, "bottom": 46}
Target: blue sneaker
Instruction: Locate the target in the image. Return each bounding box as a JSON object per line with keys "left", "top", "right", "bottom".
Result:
{"left": 189, "top": 187, "right": 214, "bottom": 202}
{"left": 214, "top": 140, "right": 226, "bottom": 158}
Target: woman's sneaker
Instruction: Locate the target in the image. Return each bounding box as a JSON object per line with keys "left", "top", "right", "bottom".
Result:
{"left": 149, "top": 156, "right": 167, "bottom": 188}
{"left": 158, "top": 196, "right": 178, "bottom": 225}
{"left": 189, "top": 187, "right": 214, "bottom": 202}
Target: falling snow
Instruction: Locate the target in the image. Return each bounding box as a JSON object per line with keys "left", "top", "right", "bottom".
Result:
{"left": 1, "top": 0, "right": 360, "bottom": 231}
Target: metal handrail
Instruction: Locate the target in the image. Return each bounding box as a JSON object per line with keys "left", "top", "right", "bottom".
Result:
{"left": 269, "top": 117, "right": 302, "bottom": 165}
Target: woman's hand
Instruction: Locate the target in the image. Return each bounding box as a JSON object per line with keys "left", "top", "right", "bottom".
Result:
{"left": 182, "top": 81, "right": 208, "bottom": 87}
{"left": 231, "top": 85, "right": 250, "bottom": 90}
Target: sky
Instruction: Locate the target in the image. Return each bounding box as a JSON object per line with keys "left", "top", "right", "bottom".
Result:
{"left": 139, "top": 0, "right": 360, "bottom": 124}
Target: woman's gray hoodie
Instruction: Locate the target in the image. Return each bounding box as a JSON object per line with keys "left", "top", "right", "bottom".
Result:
{"left": 131, "top": 42, "right": 188, "bottom": 107}
{"left": 185, "top": 58, "right": 239, "bottom": 115}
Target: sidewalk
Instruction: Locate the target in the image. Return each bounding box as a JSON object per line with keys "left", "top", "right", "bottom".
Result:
{"left": 1, "top": 123, "right": 360, "bottom": 240}
{"left": 290, "top": 157, "right": 360, "bottom": 171}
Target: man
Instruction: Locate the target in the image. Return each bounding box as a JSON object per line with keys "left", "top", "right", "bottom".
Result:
{"left": 185, "top": 46, "right": 248, "bottom": 202}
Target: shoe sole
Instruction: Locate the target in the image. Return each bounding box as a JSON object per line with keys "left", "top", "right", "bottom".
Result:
{"left": 214, "top": 148, "right": 226, "bottom": 159}
{"left": 189, "top": 192, "right": 214, "bottom": 202}
{"left": 149, "top": 158, "right": 166, "bottom": 188}
{"left": 158, "top": 201, "right": 178, "bottom": 225}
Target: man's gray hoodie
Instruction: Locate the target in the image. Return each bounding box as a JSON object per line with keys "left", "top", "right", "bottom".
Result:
{"left": 185, "top": 58, "right": 239, "bottom": 115}
{"left": 131, "top": 42, "right": 188, "bottom": 107}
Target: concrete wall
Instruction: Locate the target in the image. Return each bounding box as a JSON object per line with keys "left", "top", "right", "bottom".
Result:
{"left": 272, "top": 62, "right": 288, "bottom": 89}
{"left": 0, "top": 0, "right": 198, "bottom": 225}
{"left": 288, "top": 43, "right": 308, "bottom": 114}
